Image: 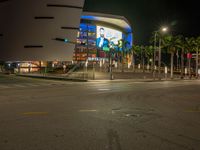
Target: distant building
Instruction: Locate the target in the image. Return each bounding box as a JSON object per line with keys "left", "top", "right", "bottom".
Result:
{"left": 0, "top": 0, "right": 85, "bottom": 61}
{"left": 0, "top": 1, "right": 133, "bottom": 73}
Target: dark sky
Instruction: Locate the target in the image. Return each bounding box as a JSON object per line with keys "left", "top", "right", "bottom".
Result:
{"left": 84, "top": 0, "right": 200, "bottom": 45}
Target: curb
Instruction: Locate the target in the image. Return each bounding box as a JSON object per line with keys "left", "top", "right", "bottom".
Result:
{"left": 16, "top": 74, "right": 88, "bottom": 82}
{"left": 88, "top": 78, "right": 199, "bottom": 82}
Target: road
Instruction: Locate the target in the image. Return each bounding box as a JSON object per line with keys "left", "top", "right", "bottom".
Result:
{"left": 0, "top": 75, "right": 200, "bottom": 150}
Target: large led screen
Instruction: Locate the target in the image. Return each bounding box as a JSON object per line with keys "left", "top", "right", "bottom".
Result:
{"left": 96, "top": 26, "right": 122, "bottom": 51}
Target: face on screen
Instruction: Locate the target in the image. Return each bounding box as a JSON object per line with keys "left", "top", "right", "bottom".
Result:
{"left": 99, "top": 28, "right": 105, "bottom": 38}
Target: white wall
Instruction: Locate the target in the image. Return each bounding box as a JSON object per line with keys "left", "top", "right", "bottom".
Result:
{"left": 0, "top": 0, "right": 85, "bottom": 61}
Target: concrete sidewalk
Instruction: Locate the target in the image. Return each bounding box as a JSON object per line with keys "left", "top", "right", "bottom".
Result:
{"left": 88, "top": 78, "right": 197, "bottom": 83}
{"left": 16, "top": 73, "right": 87, "bottom": 82}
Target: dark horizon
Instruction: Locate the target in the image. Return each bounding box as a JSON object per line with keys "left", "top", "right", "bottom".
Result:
{"left": 84, "top": 0, "right": 200, "bottom": 45}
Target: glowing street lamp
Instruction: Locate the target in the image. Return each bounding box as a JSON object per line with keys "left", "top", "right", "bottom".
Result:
{"left": 153, "top": 26, "right": 169, "bottom": 80}
{"left": 158, "top": 26, "right": 169, "bottom": 80}
{"left": 161, "top": 27, "right": 168, "bottom": 32}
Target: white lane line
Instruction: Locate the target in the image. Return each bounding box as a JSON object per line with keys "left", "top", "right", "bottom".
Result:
{"left": 12, "top": 84, "right": 26, "bottom": 88}
{"left": 26, "top": 83, "right": 52, "bottom": 87}
{"left": 24, "top": 83, "right": 39, "bottom": 87}
{"left": 22, "top": 112, "right": 49, "bottom": 115}
{"left": 98, "top": 89, "right": 111, "bottom": 91}
{"left": 79, "top": 109, "right": 98, "bottom": 112}
{"left": 0, "top": 85, "right": 10, "bottom": 89}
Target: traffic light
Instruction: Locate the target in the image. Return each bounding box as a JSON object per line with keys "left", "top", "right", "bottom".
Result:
{"left": 64, "top": 38, "right": 68, "bottom": 43}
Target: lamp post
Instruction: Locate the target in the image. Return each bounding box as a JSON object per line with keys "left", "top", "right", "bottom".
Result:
{"left": 158, "top": 38, "right": 162, "bottom": 80}
{"left": 159, "top": 27, "right": 168, "bottom": 80}
{"left": 153, "top": 31, "right": 158, "bottom": 80}
{"left": 154, "top": 27, "right": 168, "bottom": 80}
{"left": 17, "top": 63, "right": 20, "bottom": 73}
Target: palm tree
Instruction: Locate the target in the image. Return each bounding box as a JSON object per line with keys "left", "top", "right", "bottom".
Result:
{"left": 119, "top": 39, "right": 131, "bottom": 73}
{"left": 140, "top": 45, "right": 145, "bottom": 73}
{"left": 176, "top": 35, "right": 187, "bottom": 79}
{"left": 131, "top": 45, "right": 141, "bottom": 72}
{"left": 144, "top": 45, "right": 154, "bottom": 72}
{"left": 163, "top": 35, "right": 181, "bottom": 79}
{"left": 185, "top": 37, "right": 196, "bottom": 79}
{"left": 193, "top": 37, "right": 200, "bottom": 78}
{"left": 131, "top": 44, "right": 138, "bottom": 72}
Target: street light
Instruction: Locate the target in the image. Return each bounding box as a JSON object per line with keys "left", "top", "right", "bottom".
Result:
{"left": 17, "top": 63, "right": 20, "bottom": 73}
{"left": 153, "top": 26, "right": 169, "bottom": 80}
{"left": 162, "top": 27, "right": 168, "bottom": 32}
{"left": 153, "top": 31, "right": 158, "bottom": 80}
{"left": 158, "top": 26, "right": 169, "bottom": 80}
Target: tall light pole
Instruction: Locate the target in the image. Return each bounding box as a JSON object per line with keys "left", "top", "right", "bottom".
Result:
{"left": 153, "top": 31, "right": 158, "bottom": 80}
{"left": 158, "top": 38, "right": 162, "bottom": 80}
{"left": 154, "top": 26, "right": 168, "bottom": 80}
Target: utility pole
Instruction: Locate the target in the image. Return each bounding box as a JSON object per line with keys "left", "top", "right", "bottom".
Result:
{"left": 196, "top": 48, "right": 199, "bottom": 78}
{"left": 153, "top": 31, "right": 157, "bottom": 80}
{"left": 109, "top": 49, "right": 113, "bottom": 80}
{"left": 158, "top": 38, "right": 162, "bottom": 80}
{"left": 92, "top": 61, "right": 95, "bottom": 80}
{"left": 85, "top": 24, "right": 89, "bottom": 76}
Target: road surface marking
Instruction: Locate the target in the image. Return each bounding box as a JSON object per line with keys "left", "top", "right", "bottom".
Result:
{"left": 22, "top": 112, "right": 48, "bottom": 115}
{"left": 24, "top": 83, "right": 39, "bottom": 87}
{"left": 98, "top": 89, "right": 110, "bottom": 91}
{"left": 185, "top": 110, "right": 200, "bottom": 113}
{"left": 12, "top": 84, "right": 26, "bottom": 88}
{"left": 79, "top": 109, "right": 98, "bottom": 112}
{"left": 0, "top": 85, "right": 10, "bottom": 89}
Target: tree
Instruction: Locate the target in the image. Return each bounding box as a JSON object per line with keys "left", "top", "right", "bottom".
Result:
{"left": 196, "top": 37, "right": 200, "bottom": 78}
{"left": 193, "top": 37, "right": 200, "bottom": 78}
{"left": 119, "top": 39, "right": 130, "bottom": 73}
{"left": 131, "top": 45, "right": 141, "bottom": 72}
{"left": 163, "top": 35, "right": 181, "bottom": 79}
{"left": 185, "top": 37, "right": 196, "bottom": 79}
{"left": 144, "top": 45, "right": 154, "bottom": 71}
{"left": 140, "top": 45, "right": 145, "bottom": 73}
{"left": 176, "top": 35, "right": 187, "bottom": 79}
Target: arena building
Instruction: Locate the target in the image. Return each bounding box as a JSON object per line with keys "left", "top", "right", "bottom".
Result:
{"left": 0, "top": 0, "right": 133, "bottom": 73}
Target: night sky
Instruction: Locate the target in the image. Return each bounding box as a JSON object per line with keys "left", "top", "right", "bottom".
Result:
{"left": 84, "top": 0, "right": 200, "bottom": 45}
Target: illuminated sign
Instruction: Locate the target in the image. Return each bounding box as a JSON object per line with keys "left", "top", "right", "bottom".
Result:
{"left": 96, "top": 26, "right": 122, "bottom": 51}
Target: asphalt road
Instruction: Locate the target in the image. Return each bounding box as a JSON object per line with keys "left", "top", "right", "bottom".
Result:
{"left": 0, "top": 75, "right": 200, "bottom": 150}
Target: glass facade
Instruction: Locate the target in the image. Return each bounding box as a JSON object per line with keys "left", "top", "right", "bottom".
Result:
{"left": 74, "top": 24, "right": 97, "bottom": 61}
{"left": 73, "top": 22, "right": 132, "bottom": 62}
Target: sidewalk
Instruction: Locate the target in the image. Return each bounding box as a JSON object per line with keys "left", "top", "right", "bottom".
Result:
{"left": 16, "top": 73, "right": 87, "bottom": 82}
{"left": 14, "top": 72, "right": 199, "bottom": 83}
{"left": 88, "top": 78, "right": 188, "bottom": 82}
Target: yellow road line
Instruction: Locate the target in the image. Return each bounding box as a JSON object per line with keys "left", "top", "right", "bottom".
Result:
{"left": 22, "top": 112, "right": 48, "bottom": 115}
{"left": 185, "top": 109, "right": 200, "bottom": 113}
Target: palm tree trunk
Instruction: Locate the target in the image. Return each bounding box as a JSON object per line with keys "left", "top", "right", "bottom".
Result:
{"left": 176, "top": 51, "right": 179, "bottom": 70}
{"left": 121, "top": 51, "right": 124, "bottom": 73}
{"left": 196, "top": 49, "right": 199, "bottom": 78}
{"left": 142, "top": 55, "right": 145, "bottom": 73}
{"left": 151, "top": 57, "right": 153, "bottom": 73}
{"left": 189, "top": 58, "right": 191, "bottom": 79}
{"left": 132, "top": 53, "right": 135, "bottom": 72}
{"left": 170, "top": 52, "right": 174, "bottom": 79}
{"left": 181, "top": 48, "right": 184, "bottom": 79}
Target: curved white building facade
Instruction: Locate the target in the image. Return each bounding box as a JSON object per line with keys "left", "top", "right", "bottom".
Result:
{"left": 0, "top": 0, "right": 85, "bottom": 61}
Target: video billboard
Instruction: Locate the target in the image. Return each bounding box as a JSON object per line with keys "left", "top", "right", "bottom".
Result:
{"left": 96, "top": 26, "right": 122, "bottom": 51}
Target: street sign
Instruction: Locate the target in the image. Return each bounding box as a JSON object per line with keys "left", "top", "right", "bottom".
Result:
{"left": 187, "top": 53, "right": 192, "bottom": 59}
